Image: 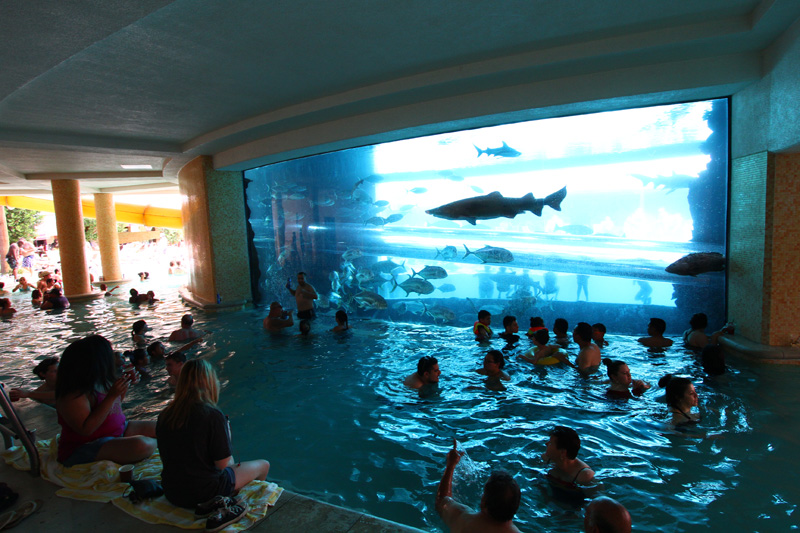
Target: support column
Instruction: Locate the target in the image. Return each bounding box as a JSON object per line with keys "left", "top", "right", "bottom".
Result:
{"left": 93, "top": 193, "right": 123, "bottom": 282}
{"left": 0, "top": 208, "right": 8, "bottom": 276}
{"left": 51, "top": 180, "right": 92, "bottom": 298}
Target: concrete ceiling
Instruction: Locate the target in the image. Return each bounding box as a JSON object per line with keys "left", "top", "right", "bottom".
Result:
{"left": 1, "top": 0, "right": 799, "bottom": 196}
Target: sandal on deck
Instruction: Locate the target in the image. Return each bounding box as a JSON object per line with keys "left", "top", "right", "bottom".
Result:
{"left": 0, "top": 499, "right": 42, "bottom": 530}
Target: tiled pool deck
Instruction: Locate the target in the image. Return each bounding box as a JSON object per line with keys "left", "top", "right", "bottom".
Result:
{"left": 1, "top": 400, "right": 426, "bottom": 532}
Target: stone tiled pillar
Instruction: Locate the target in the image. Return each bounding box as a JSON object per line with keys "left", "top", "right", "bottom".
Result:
{"left": 51, "top": 180, "right": 92, "bottom": 297}
{"left": 93, "top": 193, "right": 123, "bottom": 282}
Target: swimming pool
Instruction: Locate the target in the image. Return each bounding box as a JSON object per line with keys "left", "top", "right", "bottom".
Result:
{"left": 1, "top": 285, "right": 797, "bottom": 532}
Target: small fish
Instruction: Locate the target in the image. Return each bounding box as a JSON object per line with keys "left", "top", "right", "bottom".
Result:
{"left": 356, "top": 268, "right": 374, "bottom": 284}
{"left": 409, "top": 187, "right": 428, "bottom": 194}
{"left": 365, "top": 216, "right": 386, "bottom": 226}
{"left": 463, "top": 244, "right": 514, "bottom": 264}
{"left": 412, "top": 265, "right": 448, "bottom": 280}
{"left": 391, "top": 276, "right": 435, "bottom": 296}
{"left": 426, "top": 188, "right": 567, "bottom": 225}
{"left": 354, "top": 291, "right": 388, "bottom": 310}
{"left": 436, "top": 283, "right": 457, "bottom": 293}
{"left": 665, "top": 252, "right": 725, "bottom": 276}
{"left": 398, "top": 205, "right": 415, "bottom": 212}
{"left": 342, "top": 249, "right": 363, "bottom": 263}
{"left": 373, "top": 200, "right": 390, "bottom": 208}
{"left": 435, "top": 246, "right": 458, "bottom": 260}
{"left": 385, "top": 214, "right": 404, "bottom": 224}
{"left": 474, "top": 141, "right": 521, "bottom": 158}
{"left": 555, "top": 224, "right": 593, "bottom": 236}
{"left": 471, "top": 186, "right": 484, "bottom": 194}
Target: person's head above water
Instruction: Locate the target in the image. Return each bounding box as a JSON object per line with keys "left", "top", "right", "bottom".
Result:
{"left": 478, "top": 309, "right": 491, "bottom": 324}
{"left": 530, "top": 316, "right": 545, "bottom": 328}
{"left": 573, "top": 322, "right": 592, "bottom": 344}
{"left": 481, "top": 470, "right": 521, "bottom": 524}
{"left": 533, "top": 328, "right": 550, "bottom": 346}
{"left": 129, "top": 288, "right": 138, "bottom": 297}
{"left": 689, "top": 313, "right": 708, "bottom": 331}
{"left": 502, "top": 315, "right": 518, "bottom": 332}
{"left": 549, "top": 425, "right": 581, "bottom": 460}
{"left": 658, "top": 374, "right": 697, "bottom": 410}
{"left": 132, "top": 319, "right": 147, "bottom": 335}
{"left": 484, "top": 349, "right": 505, "bottom": 370}
{"left": 180, "top": 314, "right": 194, "bottom": 328}
{"left": 147, "top": 341, "right": 166, "bottom": 358}
{"left": 268, "top": 301, "right": 284, "bottom": 317}
{"left": 33, "top": 357, "right": 58, "bottom": 381}
{"left": 602, "top": 359, "right": 631, "bottom": 386}
{"left": 335, "top": 309, "right": 348, "bottom": 325}
{"left": 416, "top": 356, "right": 440, "bottom": 384}
{"left": 584, "top": 496, "right": 632, "bottom": 533}
{"left": 647, "top": 318, "right": 667, "bottom": 336}
{"left": 553, "top": 318, "right": 569, "bottom": 336}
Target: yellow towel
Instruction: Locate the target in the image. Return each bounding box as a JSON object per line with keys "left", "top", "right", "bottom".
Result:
{"left": 2, "top": 438, "right": 283, "bottom": 530}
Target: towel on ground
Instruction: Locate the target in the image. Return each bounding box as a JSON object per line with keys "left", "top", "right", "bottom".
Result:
{"left": 2, "top": 438, "right": 283, "bottom": 530}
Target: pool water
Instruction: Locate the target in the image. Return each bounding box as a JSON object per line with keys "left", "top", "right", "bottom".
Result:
{"left": 1, "top": 284, "right": 798, "bottom": 532}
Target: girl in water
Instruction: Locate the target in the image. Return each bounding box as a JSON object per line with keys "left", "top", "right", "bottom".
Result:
{"left": 518, "top": 329, "right": 574, "bottom": 367}
{"left": 55, "top": 335, "right": 156, "bottom": 466}
{"left": 9, "top": 357, "right": 59, "bottom": 406}
{"left": 331, "top": 309, "right": 349, "bottom": 332}
{"left": 132, "top": 320, "right": 148, "bottom": 347}
{"left": 659, "top": 374, "right": 700, "bottom": 425}
{"left": 603, "top": 359, "right": 650, "bottom": 399}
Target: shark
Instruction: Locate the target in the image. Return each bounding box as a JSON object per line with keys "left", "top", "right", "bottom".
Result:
{"left": 474, "top": 141, "right": 521, "bottom": 158}
{"left": 425, "top": 187, "right": 567, "bottom": 225}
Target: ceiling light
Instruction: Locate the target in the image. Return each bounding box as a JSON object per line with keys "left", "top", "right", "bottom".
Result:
{"left": 120, "top": 164, "right": 153, "bottom": 170}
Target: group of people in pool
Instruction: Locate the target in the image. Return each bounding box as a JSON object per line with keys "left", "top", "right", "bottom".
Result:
{"left": 0, "top": 270, "right": 71, "bottom": 312}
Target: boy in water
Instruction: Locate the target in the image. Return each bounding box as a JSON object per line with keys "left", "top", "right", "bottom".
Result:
{"left": 591, "top": 323, "right": 608, "bottom": 348}
{"left": 573, "top": 322, "right": 601, "bottom": 374}
{"left": 553, "top": 318, "right": 570, "bottom": 347}
{"left": 474, "top": 310, "right": 493, "bottom": 341}
{"left": 637, "top": 318, "right": 673, "bottom": 348}
{"left": 498, "top": 316, "right": 519, "bottom": 345}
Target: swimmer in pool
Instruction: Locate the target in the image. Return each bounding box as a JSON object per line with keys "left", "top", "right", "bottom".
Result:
{"left": 169, "top": 314, "right": 205, "bottom": 341}
{"left": 602, "top": 358, "right": 650, "bottom": 400}
{"left": 263, "top": 302, "right": 294, "bottom": 333}
{"left": 574, "top": 322, "right": 601, "bottom": 374}
{"left": 543, "top": 426, "right": 595, "bottom": 500}
{"left": 331, "top": 309, "right": 349, "bottom": 332}
{"left": 132, "top": 319, "right": 149, "bottom": 347}
{"left": 31, "top": 289, "right": 42, "bottom": 307}
{"left": 659, "top": 374, "right": 700, "bottom": 425}
{"left": 12, "top": 277, "right": 32, "bottom": 293}
{"left": 436, "top": 439, "right": 521, "bottom": 533}
{"left": 498, "top": 315, "right": 520, "bottom": 346}
{"left": 129, "top": 288, "right": 150, "bottom": 304}
{"left": 525, "top": 316, "right": 546, "bottom": 338}
{"left": 404, "top": 356, "right": 440, "bottom": 389}
{"left": 683, "top": 313, "right": 725, "bottom": 349}
{"left": 474, "top": 310, "right": 493, "bottom": 341}
{"left": 637, "top": 317, "right": 673, "bottom": 348}
{"left": 99, "top": 283, "right": 119, "bottom": 297}
{"left": 591, "top": 323, "right": 608, "bottom": 348}
{"left": 584, "top": 496, "right": 632, "bottom": 533}
{"left": 476, "top": 350, "right": 510, "bottom": 381}
{"left": 518, "top": 329, "right": 575, "bottom": 367}
{"left": 130, "top": 348, "right": 152, "bottom": 380}
{"left": 553, "top": 318, "right": 570, "bottom": 347}
{"left": 9, "top": 357, "right": 58, "bottom": 406}
{"left": 0, "top": 298, "right": 16, "bottom": 316}
{"left": 286, "top": 271, "right": 318, "bottom": 320}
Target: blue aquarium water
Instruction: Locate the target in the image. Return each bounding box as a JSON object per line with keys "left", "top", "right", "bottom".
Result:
{"left": 244, "top": 99, "right": 728, "bottom": 335}
{"left": 1, "top": 286, "right": 798, "bottom": 532}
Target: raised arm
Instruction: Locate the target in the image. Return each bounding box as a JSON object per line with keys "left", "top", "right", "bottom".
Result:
{"left": 436, "top": 439, "right": 469, "bottom": 528}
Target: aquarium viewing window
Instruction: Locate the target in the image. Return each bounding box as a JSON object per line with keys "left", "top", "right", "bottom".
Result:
{"left": 244, "top": 99, "right": 728, "bottom": 334}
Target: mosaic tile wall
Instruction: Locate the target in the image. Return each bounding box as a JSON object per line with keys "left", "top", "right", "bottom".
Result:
{"left": 178, "top": 157, "right": 216, "bottom": 305}
{"left": 767, "top": 153, "right": 800, "bottom": 345}
{"left": 729, "top": 152, "right": 769, "bottom": 344}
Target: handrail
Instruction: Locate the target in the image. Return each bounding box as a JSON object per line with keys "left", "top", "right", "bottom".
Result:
{"left": 0, "top": 384, "right": 40, "bottom": 477}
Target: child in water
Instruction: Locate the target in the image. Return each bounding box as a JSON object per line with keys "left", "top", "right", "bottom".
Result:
{"left": 526, "top": 316, "right": 546, "bottom": 338}
{"left": 603, "top": 358, "right": 650, "bottom": 399}
{"left": 592, "top": 323, "right": 608, "bottom": 348}
{"left": 476, "top": 350, "right": 510, "bottom": 381}
{"left": 518, "top": 329, "right": 574, "bottom": 367}
{"left": 132, "top": 320, "right": 149, "bottom": 347}
{"left": 553, "top": 318, "right": 570, "bottom": 347}
{"left": 473, "top": 310, "right": 493, "bottom": 341}
{"left": 331, "top": 310, "right": 349, "bottom": 332}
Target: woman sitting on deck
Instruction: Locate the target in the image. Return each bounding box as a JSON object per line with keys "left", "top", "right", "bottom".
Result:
{"left": 55, "top": 335, "right": 157, "bottom": 466}
{"left": 157, "top": 359, "right": 270, "bottom": 513}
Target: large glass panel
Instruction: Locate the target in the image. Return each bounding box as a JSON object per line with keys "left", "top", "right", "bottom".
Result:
{"left": 244, "top": 99, "right": 728, "bottom": 334}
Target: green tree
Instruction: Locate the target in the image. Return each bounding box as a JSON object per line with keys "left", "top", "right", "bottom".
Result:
{"left": 84, "top": 219, "right": 129, "bottom": 243}
{"left": 5, "top": 207, "right": 43, "bottom": 243}
{"left": 162, "top": 228, "right": 183, "bottom": 245}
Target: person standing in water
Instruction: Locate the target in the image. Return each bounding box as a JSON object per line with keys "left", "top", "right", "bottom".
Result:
{"left": 286, "top": 272, "right": 318, "bottom": 320}
{"left": 574, "top": 322, "right": 601, "bottom": 374}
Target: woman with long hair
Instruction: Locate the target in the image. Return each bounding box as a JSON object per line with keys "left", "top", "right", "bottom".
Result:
{"left": 658, "top": 374, "right": 700, "bottom": 425}
{"left": 602, "top": 358, "right": 650, "bottom": 400}
{"left": 157, "top": 359, "right": 270, "bottom": 512}
{"left": 55, "top": 335, "right": 156, "bottom": 466}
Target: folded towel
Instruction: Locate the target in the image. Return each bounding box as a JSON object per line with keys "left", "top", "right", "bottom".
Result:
{"left": 2, "top": 438, "right": 283, "bottom": 530}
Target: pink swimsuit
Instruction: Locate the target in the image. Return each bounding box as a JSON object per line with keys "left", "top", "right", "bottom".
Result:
{"left": 57, "top": 392, "right": 127, "bottom": 463}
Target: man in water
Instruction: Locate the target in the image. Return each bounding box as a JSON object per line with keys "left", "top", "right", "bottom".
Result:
{"left": 574, "top": 322, "right": 601, "bottom": 374}
{"left": 584, "top": 496, "right": 631, "bottom": 533}
{"left": 404, "top": 356, "right": 440, "bottom": 389}
{"left": 286, "top": 271, "right": 318, "bottom": 319}
{"left": 263, "top": 301, "right": 294, "bottom": 332}
{"left": 168, "top": 314, "right": 205, "bottom": 341}
{"left": 436, "top": 439, "right": 521, "bottom": 532}
{"left": 637, "top": 318, "right": 673, "bottom": 348}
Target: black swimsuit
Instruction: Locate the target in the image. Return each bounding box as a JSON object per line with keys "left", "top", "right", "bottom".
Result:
{"left": 546, "top": 467, "right": 591, "bottom": 501}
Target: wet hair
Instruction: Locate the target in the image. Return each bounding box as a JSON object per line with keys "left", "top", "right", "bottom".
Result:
{"left": 33, "top": 357, "right": 58, "bottom": 379}
{"left": 529, "top": 316, "right": 544, "bottom": 328}
{"left": 160, "top": 359, "right": 220, "bottom": 430}
{"left": 550, "top": 425, "right": 580, "bottom": 459}
{"left": 502, "top": 315, "right": 516, "bottom": 328}
{"left": 130, "top": 288, "right": 138, "bottom": 296}
{"left": 165, "top": 350, "right": 187, "bottom": 364}
{"left": 55, "top": 335, "right": 117, "bottom": 399}
{"left": 0, "top": 298, "right": 10, "bottom": 310}
{"left": 649, "top": 318, "right": 667, "bottom": 335}
{"left": 299, "top": 319, "right": 311, "bottom": 335}
{"left": 298, "top": 271, "right": 307, "bottom": 277}
{"left": 701, "top": 345, "right": 726, "bottom": 375}
{"left": 483, "top": 470, "right": 521, "bottom": 522}
{"left": 592, "top": 323, "right": 606, "bottom": 334}
{"left": 147, "top": 341, "right": 165, "bottom": 357}
{"left": 486, "top": 349, "right": 505, "bottom": 369}
{"left": 602, "top": 358, "right": 627, "bottom": 379}
{"left": 132, "top": 319, "right": 147, "bottom": 335}
{"left": 533, "top": 328, "right": 549, "bottom": 345}
{"left": 100, "top": 283, "right": 107, "bottom": 291}
{"left": 478, "top": 309, "right": 491, "bottom": 321}
{"left": 31, "top": 289, "right": 41, "bottom": 299}
{"left": 131, "top": 348, "right": 148, "bottom": 365}
{"left": 553, "top": 318, "right": 568, "bottom": 335}
{"left": 573, "top": 322, "right": 592, "bottom": 343}
{"left": 689, "top": 313, "right": 708, "bottom": 330}
{"left": 335, "top": 309, "right": 348, "bottom": 326}
{"left": 181, "top": 314, "right": 194, "bottom": 327}
{"left": 417, "top": 356, "right": 438, "bottom": 376}
{"left": 658, "top": 374, "right": 694, "bottom": 409}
